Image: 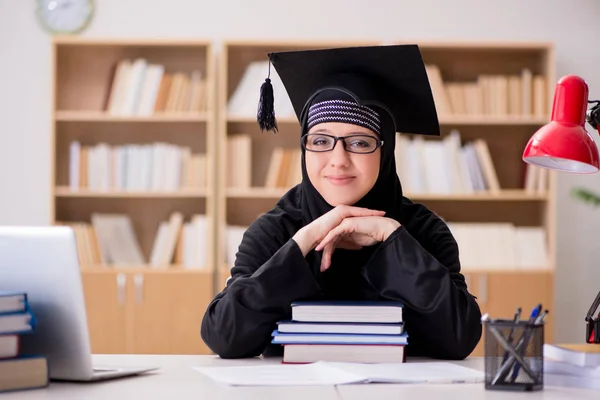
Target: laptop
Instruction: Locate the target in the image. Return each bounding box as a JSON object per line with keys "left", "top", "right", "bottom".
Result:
{"left": 0, "top": 225, "right": 158, "bottom": 381}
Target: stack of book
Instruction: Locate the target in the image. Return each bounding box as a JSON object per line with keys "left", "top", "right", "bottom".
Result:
{"left": 272, "top": 301, "right": 406, "bottom": 363}
{"left": 0, "top": 291, "right": 49, "bottom": 393}
{"left": 543, "top": 343, "right": 600, "bottom": 390}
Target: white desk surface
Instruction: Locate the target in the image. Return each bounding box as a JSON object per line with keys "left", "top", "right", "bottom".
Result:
{"left": 2, "top": 354, "right": 598, "bottom": 399}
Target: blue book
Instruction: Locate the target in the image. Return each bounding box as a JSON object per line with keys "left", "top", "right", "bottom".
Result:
{"left": 291, "top": 301, "right": 403, "bottom": 323}
{"left": 0, "top": 309, "right": 36, "bottom": 335}
{"left": 0, "top": 291, "right": 27, "bottom": 315}
{"left": 271, "top": 329, "right": 408, "bottom": 345}
{"left": 276, "top": 320, "right": 404, "bottom": 335}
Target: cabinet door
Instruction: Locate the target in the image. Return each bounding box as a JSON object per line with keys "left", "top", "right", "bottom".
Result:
{"left": 484, "top": 271, "right": 554, "bottom": 342}
{"left": 130, "top": 271, "right": 214, "bottom": 354}
{"left": 468, "top": 270, "right": 554, "bottom": 358}
{"left": 81, "top": 270, "right": 131, "bottom": 354}
{"left": 461, "top": 271, "right": 553, "bottom": 357}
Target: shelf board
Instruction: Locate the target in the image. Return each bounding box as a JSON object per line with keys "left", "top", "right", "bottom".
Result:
{"left": 226, "top": 116, "right": 299, "bottom": 124}
{"left": 438, "top": 115, "right": 548, "bottom": 125}
{"left": 226, "top": 187, "right": 548, "bottom": 201}
{"left": 225, "top": 115, "right": 548, "bottom": 126}
{"left": 406, "top": 190, "right": 548, "bottom": 201}
{"left": 80, "top": 265, "right": 213, "bottom": 274}
{"left": 226, "top": 187, "right": 291, "bottom": 198}
{"left": 54, "top": 187, "right": 209, "bottom": 198}
{"left": 55, "top": 111, "right": 209, "bottom": 123}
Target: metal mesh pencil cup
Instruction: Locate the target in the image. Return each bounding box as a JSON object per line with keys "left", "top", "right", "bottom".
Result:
{"left": 482, "top": 318, "right": 544, "bottom": 391}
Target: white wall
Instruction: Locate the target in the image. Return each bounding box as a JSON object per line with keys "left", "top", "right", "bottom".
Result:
{"left": 1, "top": 0, "right": 599, "bottom": 343}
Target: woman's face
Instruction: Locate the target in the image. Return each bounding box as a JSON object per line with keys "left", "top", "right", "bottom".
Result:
{"left": 304, "top": 122, "right": 381, "bottom": 206}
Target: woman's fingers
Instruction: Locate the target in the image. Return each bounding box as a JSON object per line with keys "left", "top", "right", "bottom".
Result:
{"left": 320, "top": 240, "right": 337, "bottom": 272}
{"left": 315, "top": 223, "right": 348, "bottom": 252}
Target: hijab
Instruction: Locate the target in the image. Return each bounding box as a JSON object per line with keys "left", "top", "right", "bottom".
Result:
{"left": 298, "top": 88, "right": 405, "bottom": 226}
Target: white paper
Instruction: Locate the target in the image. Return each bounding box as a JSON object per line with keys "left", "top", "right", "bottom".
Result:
{"left": 326, "top": 361, "right": 485, "bottom": 384}
{"left": 193, "top": 362, "right": 367, "bottom": 386}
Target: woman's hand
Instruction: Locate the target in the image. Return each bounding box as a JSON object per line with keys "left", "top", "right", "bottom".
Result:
{"left": 291, "top": 205, "right": 386, "bottom": 257}
{"left": 315, "top": 216, "right": 401, "bottom": 271}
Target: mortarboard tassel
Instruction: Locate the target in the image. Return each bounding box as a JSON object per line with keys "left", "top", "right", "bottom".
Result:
{"left": 257, "top": 61, "right": 278, "bottom": 133}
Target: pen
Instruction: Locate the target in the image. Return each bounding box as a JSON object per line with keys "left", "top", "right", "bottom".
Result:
{"left": 501, "top": 307, "right": 521, "bottom": 365}
{"left": 509, "top": 304, "right": 542, "bottom": 382}
{"left": 534, "top": 309, "right": 549, "bottom": 325}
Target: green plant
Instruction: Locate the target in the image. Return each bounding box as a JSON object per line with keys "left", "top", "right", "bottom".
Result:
{"left": 572, "top": 187, "right": 600, "bottom": 207}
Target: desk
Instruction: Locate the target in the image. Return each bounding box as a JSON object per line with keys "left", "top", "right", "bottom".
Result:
{"left": 1, "top": 355, "right": 598, "bottom": 399}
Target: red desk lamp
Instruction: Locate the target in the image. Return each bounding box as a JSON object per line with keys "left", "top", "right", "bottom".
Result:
{"left": 523, "top": 75, "right": 600, "bottom": 173}
{"left": 522, "top": 74, "right": 600, "bottom": 343}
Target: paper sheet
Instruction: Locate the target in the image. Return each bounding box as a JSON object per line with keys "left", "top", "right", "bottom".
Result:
{"left": 327, "top": 361, "right": 485, "bottom": 384}
{"left": 193, "top": 362, "right": 367, "bottom": 386}
{"left": 193, "top": 361, "right": 484, "bottom": 386}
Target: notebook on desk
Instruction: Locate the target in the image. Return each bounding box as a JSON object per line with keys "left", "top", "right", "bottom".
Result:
{"left": 0, "top": 226, "right": 158, "bottom": 381}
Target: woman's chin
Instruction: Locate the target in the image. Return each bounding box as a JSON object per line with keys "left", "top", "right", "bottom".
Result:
{"left": 322, "top": 193, "right": 363, "bottom": 207}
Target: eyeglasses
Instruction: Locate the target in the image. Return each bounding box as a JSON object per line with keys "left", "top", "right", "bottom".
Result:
{"left": 301, "top": 133, "right": 384, "bottom": 154}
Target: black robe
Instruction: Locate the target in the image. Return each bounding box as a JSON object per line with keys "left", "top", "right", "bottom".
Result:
{"left": 200, "top": 189, "right": 482, "bottom": 360}
{"left": 201, "top": 91, "right": 482, "bottom": 360}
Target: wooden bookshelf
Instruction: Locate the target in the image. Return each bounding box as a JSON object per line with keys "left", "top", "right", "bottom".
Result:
{"left": 50, "top": 38, "right": 557, "bottom": 358}
{"left": 216, "top": 40, "right": 557, "bottom": 357}
{"left": 50, "top": 38, "right": 217, "bottom": 355}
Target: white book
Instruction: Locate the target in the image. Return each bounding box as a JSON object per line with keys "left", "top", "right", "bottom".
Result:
{"left": 291, "top": 301, "right": 403, "bottom": 324}
{"left": 120, "top": 58, "right": 148, "bottom": 115}
{"left": 226, "top": 225, "right": 247, "bottom": 264}
{"left": 136, "top": 64, "right": 165, "bottom": 116}
{"left": 107, "top": 59, "right": 132, "bottom": 115}
{"left": 422, "top": 140, "right": 451, "bottom": 194}
{"left": 149, "top": 222, "right": 169, "bottom": 267}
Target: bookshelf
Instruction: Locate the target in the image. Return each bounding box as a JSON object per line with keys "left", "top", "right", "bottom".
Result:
{"left": 50, "top": 38, "right": 557, "bottom": 357}
{"left": 216, "top": 40, "right": 557, "bottom": 357}
{"left": 51, "top": 38, "right": 217, "bottom": 355}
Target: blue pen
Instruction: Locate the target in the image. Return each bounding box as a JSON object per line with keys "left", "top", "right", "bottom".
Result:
{"left": 510, "top": 304, "right": 542, "bottom": 382}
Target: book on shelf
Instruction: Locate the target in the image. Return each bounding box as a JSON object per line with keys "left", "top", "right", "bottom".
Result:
{"left": 59, "top": 212, "right": 209, "bottom": 269}
{"left": 0, "top": 291, "right": 48, "bottom": 393}
{"left": 264, "top": 147, "right": 302, "bottom": 189}
{"left": 224, "top": 137, "right": 302, "bottom": 189}
{"left": 226, "top": 134, "right": 252, "bottom": 188}
{"left": 395, "top": 130, "right": 547, "bottom": 195}
{"left": 274, "top": 301, "right": 406, "bottom": 364}
{"left": 425, "top": 65, "right": 547, "bottom": 118}
{"left": 68, "top": 141, "right": 208, "bottom": 192}
{"left": 106, "top": 58, "right": 207, "bottom": 116}
{"left": 446, "top": 223, "right": 548, "bottom": 270}
{"left": 225, "top": 225, "right": 247, "bottom": 265}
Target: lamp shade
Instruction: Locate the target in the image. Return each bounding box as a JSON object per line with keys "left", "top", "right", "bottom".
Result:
{"left": 522, "top": 75, "right": 600, "bottom": 173}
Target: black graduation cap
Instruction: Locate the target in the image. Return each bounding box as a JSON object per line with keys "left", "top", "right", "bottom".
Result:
{"left": 257, "top": 44, "right": 440, "bottom": 136}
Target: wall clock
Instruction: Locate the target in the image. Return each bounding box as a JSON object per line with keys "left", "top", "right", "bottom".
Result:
{"left": 36, "top": 0, "right": 95, "bottom": 35}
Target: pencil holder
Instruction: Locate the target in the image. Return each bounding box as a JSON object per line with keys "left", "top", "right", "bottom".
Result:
{"left": 483, "top": 319, "right": 544, "bottom": 391}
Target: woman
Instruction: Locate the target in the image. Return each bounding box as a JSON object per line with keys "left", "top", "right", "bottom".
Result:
{"left": 201, "top": 44, "right": 482, "bottom": 360}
